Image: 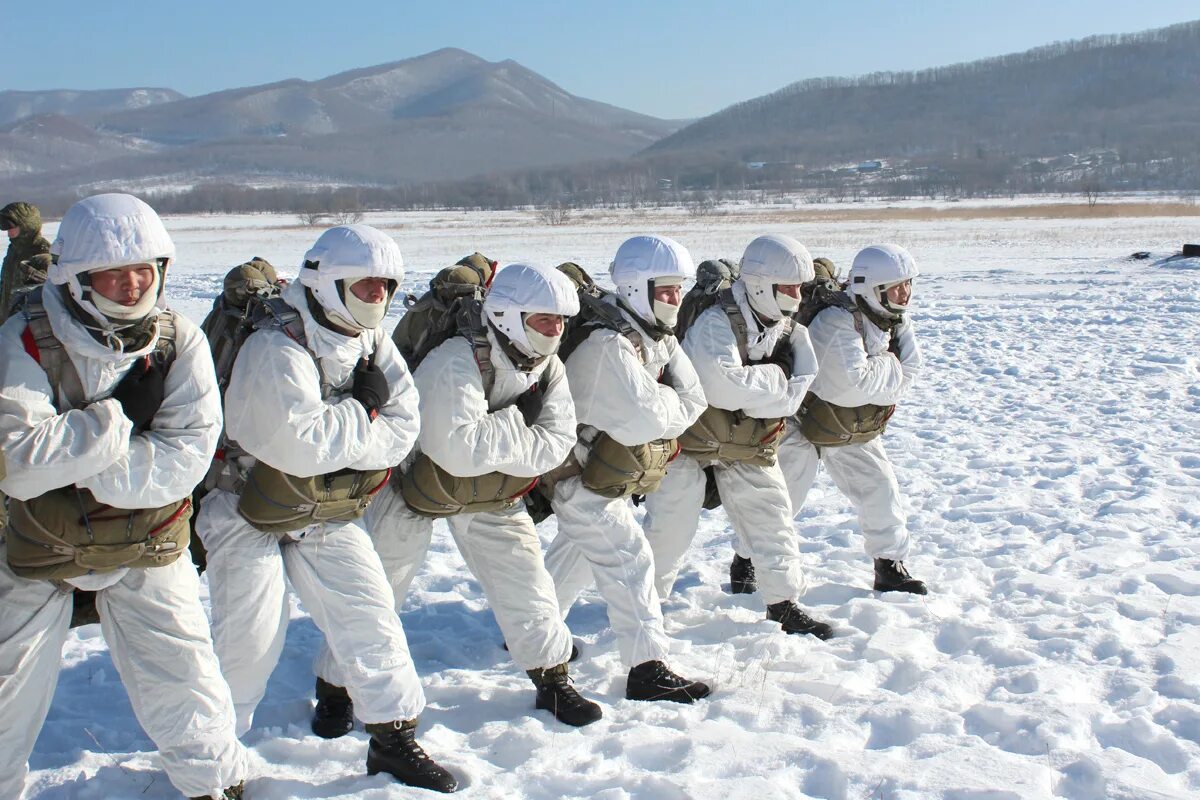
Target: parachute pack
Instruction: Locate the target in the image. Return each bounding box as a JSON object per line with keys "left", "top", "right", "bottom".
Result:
{"left": 391, "top": 252, "right": 496, "bottom": 372}
{"left": 674, "top": 258, "right": 739, "bottom": 342}
{"left": 200, "top": 257, "right": 287, "bottom": 395}
{"left": 555, "top": 261, "right": 649, "bottom": 365}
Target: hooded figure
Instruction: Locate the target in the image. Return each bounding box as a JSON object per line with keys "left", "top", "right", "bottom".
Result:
{"left": 338, "top": 262, "right": 609, "bottom": 727}
{"left": 542, "top": 235, "right": 713, "bottom": 703}
{"left": 195, "top": 225, "right": 458, "bottom": 793}
{"left": 0, "top": 193, "right": 248, "bottom": 800}
{"left": 642, "top": 234, "right": 836, "bottom": 639}
{"left": 774, "top": 243, "right": 927, "bottom": 595}
{"left": 0, "top": 201, "right": 52, "bottom": 323}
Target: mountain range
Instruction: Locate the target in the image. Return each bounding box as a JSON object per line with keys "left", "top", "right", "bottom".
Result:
{"left": 4, "top": 21, "right": 1199, "bottom": 207}
{"left": 1, "top": 48, "right": 679, "bottom": 195}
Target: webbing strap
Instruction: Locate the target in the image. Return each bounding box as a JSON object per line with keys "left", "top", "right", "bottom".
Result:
{"left": 718, "top": 288, "right": 794, "bottom": 367}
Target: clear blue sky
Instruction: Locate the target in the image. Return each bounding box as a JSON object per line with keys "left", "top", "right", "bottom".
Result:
{"left": 7, "top": 1, "right": 1198, "bottom": 119}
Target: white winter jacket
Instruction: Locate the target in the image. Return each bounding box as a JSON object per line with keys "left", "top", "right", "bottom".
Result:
{"left": 807, "top": 302, "right": 923, "bottom": 408}
{"left": 566, "top": 299, "right": 706, "bottom": 448}
{"left": 413, "top": 329, "right": 575, "bottom": 479}
{"left": 0, "top": 284, "right": 220, "bottom": 507}
{"left": 684, "top": 281, "right": 817, "bottom": 419}
{"left": 224, "top": 280, "right": 419, "bottom": 478}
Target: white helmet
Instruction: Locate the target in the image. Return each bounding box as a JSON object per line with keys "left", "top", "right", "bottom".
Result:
{"left": 848, "top": 244, "right": 919, "bottom": 318}
{"left": 610, "top": 235, "right": 696, "bottom": 329}
{"left": 484, "top": 263, "right": 580, "bottom": 359}
{"left": 298, "top": 224, "right": 405, "bottom": 332}
{"left": 50, "top": 193, "right": 174, "bottom": 329}
{"left": 737, "top": 234, "right": 814, "bottom": 321}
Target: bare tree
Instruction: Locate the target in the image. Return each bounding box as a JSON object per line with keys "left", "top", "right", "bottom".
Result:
{"left": 536, "top": 205, "right": 572, "bottom": 226}
{"left": 331, "top": 210, "right": 365, "bottom": 224}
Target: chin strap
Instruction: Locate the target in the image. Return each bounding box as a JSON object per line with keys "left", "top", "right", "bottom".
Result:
{"left": 488, "top": 321, "right": 546, "bottom": 373}
{"left": 854, "top": 295, "right": 901, "bottom": 332}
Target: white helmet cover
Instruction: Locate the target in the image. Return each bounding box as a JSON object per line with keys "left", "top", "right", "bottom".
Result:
{"left": 737, "top": 234, "right": 815, "bottom": 321}
{"left": 298, "top": 224, "right": 405, "bottom": 331}
{"left": 484, "top": 263, "right": 580, "bottom": 357}
{"left": 50, "top": 193, "right": 175, "bottom": 328}
{"left": 610, "top": 235, "right": 696, "bottom": 326}
{"left": 848, "top": 244, "right": 919, "bottom": 318}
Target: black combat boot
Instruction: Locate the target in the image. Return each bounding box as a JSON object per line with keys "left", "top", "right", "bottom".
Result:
{"left": 528, "top": 663, "right": 603, "bottom": 727}
{"left": 311, "top": 678, "right": 354, "bottom": 739}
{"left": 626, "top": 660, "right": 712, "bottom": 704}
{"left": 874, "top": 559, "right": 928, "bottom": 595}
{"left": 729, "top": 554, "right": 757, "bottom": 594}
{"left": 190, "top": 781, "right": 243, "bottom": 799}
{"left": 766, "top": 600, "right": 835, "bottom": 640}
{"left": 365, "top": 719, "right": 459, "bottom": 793}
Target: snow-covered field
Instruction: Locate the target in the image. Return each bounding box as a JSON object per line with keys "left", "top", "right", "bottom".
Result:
{"left": 23, "top": 208, "right": 1200, "bottom": 799}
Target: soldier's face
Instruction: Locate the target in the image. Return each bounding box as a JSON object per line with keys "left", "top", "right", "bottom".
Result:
{"left": 525, "top": 313, "right": 565, "bottom": 338}
{"left": 652, "top": 283, "right": 683, "bottom": 307}
{"left": 349, "top": 277, "right": 390, "bottom": 304}
{"left": 89, "top": 264, "right": 156, "bottom": 306}
{"left": 886, "top": 279, "right": 913, "bottom": 307}
{"left": 775, "top": 283, "right": 802, "bottom": 300}
{"left": 5, "top": 227, "right": 16, "bottom": 240}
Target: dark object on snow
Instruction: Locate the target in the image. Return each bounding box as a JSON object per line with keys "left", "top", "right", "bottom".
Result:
{"left": 70, "top": 590, "right": 100, "bottom": 628}
{"left": 1130, "top": 251, "right": 1151, "bottom": 260}
{"left": 190, "top": 780, "right": 243, "bottom": 799}
{"left": 312, "top": 678, "right": 354, "bottom": 739}
{"left": 767, "top": 600, "right": 834, "bottom": 639}
{"left": 729, "top": 553, "right": 756, "bottom": 594}
{"left": 625, "top": 660, "right": 711, "bottom": 703}
{"left": 365, "top": 719, "right": 459, "bottom": 793}
{"left": 701, "top": 465, "right": 721, "bottom": 509}
{"left": 874, "top": 558, "right": 928, "bottom": 595}
{"left": 1182, "top": 243, "right": 1200, "bottom": 258}
{"left": 528, "top": 663, "right": 602, "bottom": 727}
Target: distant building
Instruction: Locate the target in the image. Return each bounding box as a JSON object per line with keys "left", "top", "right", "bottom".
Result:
{"left": 855, "top": 160, "right": 884, "bottom": 173}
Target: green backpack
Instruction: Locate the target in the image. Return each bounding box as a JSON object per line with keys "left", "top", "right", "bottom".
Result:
{"left": 675, "top": 257, "right": 740, "bottom": 343}
{"left": 201, "top": 257, "right": 283, "bottom": 395}
{"left": 391, "top": 252, "right": 496, "bottom": 371}
{"left": 555, "top": 261, "right": 650, "bottom": 364}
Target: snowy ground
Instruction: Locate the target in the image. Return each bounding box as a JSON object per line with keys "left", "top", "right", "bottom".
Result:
{"left": 23, "top": 208, "right": 1200, "bottom": 799}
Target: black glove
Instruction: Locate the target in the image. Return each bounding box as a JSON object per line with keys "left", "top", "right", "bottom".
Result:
{"left": 352, "top": 355, "right": 389, "bottom": 420}
{"left": 754, "top": 346, "right": 793, "bottom": 378}
{"left": 110, "top": 356, "right": 165, "bottom": 430}
{"left": 515, "top": 382, "right": 546, "bottom": 426}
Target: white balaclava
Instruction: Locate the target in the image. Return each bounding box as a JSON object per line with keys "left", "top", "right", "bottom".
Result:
{"left": 737, "top": 234, "right": 815, "bottom": 321}
{"left": 49, "top": 193, "right": 174, "bottom": 330}
{"left": 298, "top": 225, "right": 404, "bottom": 332}
{"left": 847, "top": 244, "right": 920, "bottom": 318}
{"left": 610, "top": 235, "right": 696, "bottom": 330}
{"left": 483, "top": 263, "right": 580, "bottom": 358}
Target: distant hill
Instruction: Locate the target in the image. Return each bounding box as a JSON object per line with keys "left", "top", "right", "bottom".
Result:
{"left": 1, "top": 48, "right": 680, "bottom": 196}
{"left": 645, "top": 21, "right": 1200, "bottom": 176}
{"left": 0, "top": 88, "right": 183, "bottom": 126}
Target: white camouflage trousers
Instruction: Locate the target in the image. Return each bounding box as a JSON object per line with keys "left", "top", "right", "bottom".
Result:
{"left": 0, "top": 543, "right": 247, "bottom": 800}
{"left": 773, "top": 428, "right": 911, "bottom": 561}
{"left": 642, "top": 453, "right": 808, "bottom": 606}
{"left": 326, "top": 485, "right": 573, "bottom": 673}
{"left": 198, "top": 489, "right": 425, "bottom": 734}
{"left": 544, "top": 476, "right": 672, "bottom": 667}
